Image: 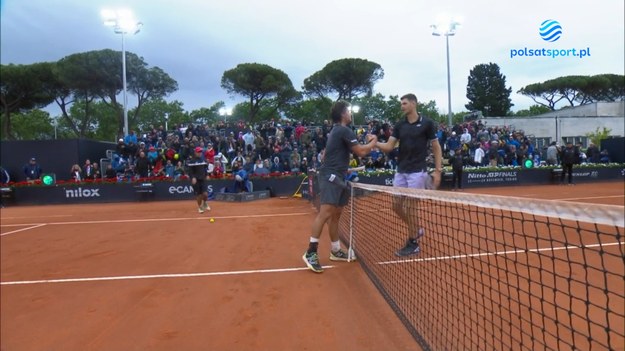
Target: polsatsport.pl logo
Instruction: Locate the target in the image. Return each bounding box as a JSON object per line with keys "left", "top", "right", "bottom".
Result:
{"left": 510, "top": 19, "right": 591, "bottom": 59}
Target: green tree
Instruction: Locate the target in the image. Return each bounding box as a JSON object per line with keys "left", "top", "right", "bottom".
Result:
{"left": 134, "top": 99, "right": 187, "bottom": 132}
{"left": 221, "top": 63, "right": 296, "bottom": 123}
{"left": 419, "top": 100, "right": 444, "bottom": 124}
{"left": 585, "top": 126, "right": 612, "bottom": 147}
{"left": 517, "top": 79, "right": 564, "bottom": 110}
{"left": 452, "top": 111, "right": 469, "bottom": 125}
{"left": 0, "top": 63, "right": 56, "bottom": 139}
{"left": 188, "top": 101, "right": 234, "bottom": 126}
{"left": 282, "top": 97, "right": 333, "bottom": 125}
{"left": 54, "top": 50, "right": 123, "bottom": 137}
{"left": 303, "top": 58, "right": 384, "bottom": 101}
{"left": 351, "top": 94, "right": 402, "bottom": 124}
{"left": 518, "top": 74, "right": 625, "bottom": 110}
{"left": 64, "top": 101, "right": 120, "bottom": 141}
{"left": 52, "top": 49, "right": 177, "bottom": 138}
{"left": 0, "top": 109, "right": 54, "bottom": 140}
{"left": 513, "top": 104, "right": 552, "bottom": 116}
{"left": 230, "top": 99, "right": 284, "bottom": 124}
{"left": 560, "top": 75, "right": 593, "bottom": 106}
{"left": 343, "top": 94, "right": 442, "bottom": 125}
{"left": 579, "top": 74, "right": 625, "bottom": 102}
{"left": 465, "top": 63, "right": 513, "bottom": 116}
{"left": 128, "top": 66, "right": 178, "bottom": 128}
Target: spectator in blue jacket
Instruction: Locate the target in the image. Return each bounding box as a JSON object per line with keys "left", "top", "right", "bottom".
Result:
{"left": 147, "top": 146, "right": 159, "bottom": 164}
{"left": 124, "top": 130, "right": 138, "bottom": 145}
{"left": 446, "top": 132, "right": 460, "bottom": 156}
{"left": 164, "top": 160, "right": 175, "bottom": 178}
{"left": 233, "top": 163, "right": 250, "bottom": 193}
{"left": 23, "top": 157, "right": 42, "bottom": 182}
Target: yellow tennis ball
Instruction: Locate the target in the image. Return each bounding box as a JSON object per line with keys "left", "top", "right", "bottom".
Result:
{"left": 209, "top": 218, "right": 215, "bottom": 223}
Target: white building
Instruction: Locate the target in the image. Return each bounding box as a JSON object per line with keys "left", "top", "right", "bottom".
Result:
{"left": 479, "top": 101, "right": 624, "bottom": 149}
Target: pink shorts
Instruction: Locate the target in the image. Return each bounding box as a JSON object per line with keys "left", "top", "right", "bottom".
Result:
{"left": 393, "top": 172, "right": 432, "bottom": 189}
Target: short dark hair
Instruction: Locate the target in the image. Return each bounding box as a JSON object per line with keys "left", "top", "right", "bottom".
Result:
{"left": 330, "top": 100, "right": 350, "bottom": 123}
{"left": 401, "top": 93, "right": 418, "bottom": 103}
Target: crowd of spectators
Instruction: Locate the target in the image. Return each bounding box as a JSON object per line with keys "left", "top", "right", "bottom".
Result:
{"left": 106, "top": 120, "right": 333, "bottom": 182}
{"left": 3, "top": 116, "right": 614, "bottom": 187}
{"left": 96, "top": 116, "right": 615, "bottom": 183}
{"left": 436, "top": 120, "right": 612, "bottom": 169}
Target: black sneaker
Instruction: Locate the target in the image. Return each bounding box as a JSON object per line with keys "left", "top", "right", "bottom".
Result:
{"left": 329, "top": 249, "right": 352, "bottom": 262}
{"left": 395, "top": 239, "right": 421, "bottom": 257}
{"left": 302, "top": 252, "right": 323, "bottom": 273}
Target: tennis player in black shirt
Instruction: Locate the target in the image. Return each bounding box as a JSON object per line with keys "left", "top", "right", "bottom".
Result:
{"left": 303, "top": 100, "right": 377, "bottom": 273}
{"left": 376, "top": 94, "right": 443, "bottom": 256}
{"left": 188, "top": 147, "right": 210, "bottom": 214}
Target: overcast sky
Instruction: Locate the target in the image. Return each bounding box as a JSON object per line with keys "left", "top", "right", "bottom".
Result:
{"left": 1, "top": 0, "right": 623, "bottom": 117}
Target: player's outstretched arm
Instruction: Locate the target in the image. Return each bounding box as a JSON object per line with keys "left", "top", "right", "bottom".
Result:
{"left": 351, "top": 134, "right": 378, "bottom": 158}
{"left": 376, "top": 136, "right": 398, "bottom": 154}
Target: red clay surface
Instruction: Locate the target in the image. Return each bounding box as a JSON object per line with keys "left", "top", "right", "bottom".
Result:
{"left": 1, "top": 181, "right": 623, "bottom": 350}
{"left": 1, "top": 198, "right": 417, "bottom": 351}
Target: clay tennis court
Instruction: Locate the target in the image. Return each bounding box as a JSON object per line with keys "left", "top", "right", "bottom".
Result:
{"left": 1, "top": 181, "right": 623, "bottom": 350}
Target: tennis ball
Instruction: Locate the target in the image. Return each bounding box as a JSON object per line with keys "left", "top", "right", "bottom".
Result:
{"left": 209, "top": 218, "right": 215, "bottom": 223}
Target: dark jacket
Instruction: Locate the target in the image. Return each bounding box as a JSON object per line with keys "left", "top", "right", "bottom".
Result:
{"left": 135, "top": 156, "right": 151, "bottom": 177}
{"left": 560, "top": 145, "right": 579, "bottom": 165}
{"left": 23, "top": 163, "right": 42, "bottom": 180}
{"left": 450, "top": 153, "right": 465, "bottom": 171}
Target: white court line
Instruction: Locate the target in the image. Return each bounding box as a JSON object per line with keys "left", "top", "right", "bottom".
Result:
{"left": 0, "top": 223, "right": 45, "bottom": 228}
{"left": 0, "top": 265, "right": 336, "bottom": 286}
{"left": 0, "top": 224, "right": 47, "bottom": 237}
{"left": 377, "top": 241, "right": 624, "bottom": 265}
{"left": 0, "top": 215, "right": 73, "bottom": 220}
{"left": 554, "top": 195, "right": 625, "bottom": 202}
{"left": 0, "top": 212, "right": 313, "bottom": 227}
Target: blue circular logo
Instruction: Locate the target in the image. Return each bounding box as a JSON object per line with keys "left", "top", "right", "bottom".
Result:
{"left": 539, "top": 19, "right": 562, "bottom": 42}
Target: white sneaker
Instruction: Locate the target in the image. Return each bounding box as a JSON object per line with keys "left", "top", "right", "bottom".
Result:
{"left": 198, "top": 207, "right": 204, "bottom": 214}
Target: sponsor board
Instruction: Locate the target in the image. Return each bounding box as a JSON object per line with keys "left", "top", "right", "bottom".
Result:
{"left": 466, "top": 171, "right": 519, "bottom": 184}
{"left": 168, "top": 185, "right": 213, "bottom": 195}
{"left": 572, "top": 171, "right": 600, "bottom": 179}
{"left": 65, "top": 187, "right": 101, "bottom": 198}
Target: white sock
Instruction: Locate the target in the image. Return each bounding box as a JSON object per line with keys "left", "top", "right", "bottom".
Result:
{"left": 331, "top": 240, "right": 341, "bottom": 252}
{"left": 309, "top": 237, "right": 319, "bottom": 243}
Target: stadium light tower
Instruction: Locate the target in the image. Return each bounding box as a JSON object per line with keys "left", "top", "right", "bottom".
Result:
{"left": 349, "top": 105, "right": 360, "bottom": 124}
{"left": 431, "top": 15, "right": 461, "bottom": 129}
{"left": 102, "top": 9, "right": 142, "bottom": 137}
{"left": 219, "top": 107, "right": 233, "bottom": 123}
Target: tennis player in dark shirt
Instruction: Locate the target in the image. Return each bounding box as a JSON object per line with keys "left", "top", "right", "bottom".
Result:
{"left": 188, "top": 147, "right": 210, "bottom": 214}
{"left": 302, "top": 100, "right": 378, "bottom": 273}
{"left": 376, "top": 93, "right": 443, "bottom": 256}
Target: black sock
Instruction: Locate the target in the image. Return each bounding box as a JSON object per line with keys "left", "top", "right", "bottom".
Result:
{"left": 307, "top": 242, "right": 319, "bottom": 254}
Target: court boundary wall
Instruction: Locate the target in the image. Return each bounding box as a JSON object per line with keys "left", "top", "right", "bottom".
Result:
{"left": 2, "top": 166, "right": 623, "bottom": 206}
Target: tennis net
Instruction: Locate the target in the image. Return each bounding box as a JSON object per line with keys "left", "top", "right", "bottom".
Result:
{"left": 339, "top": 183, "right": 624, "bottom": 351}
